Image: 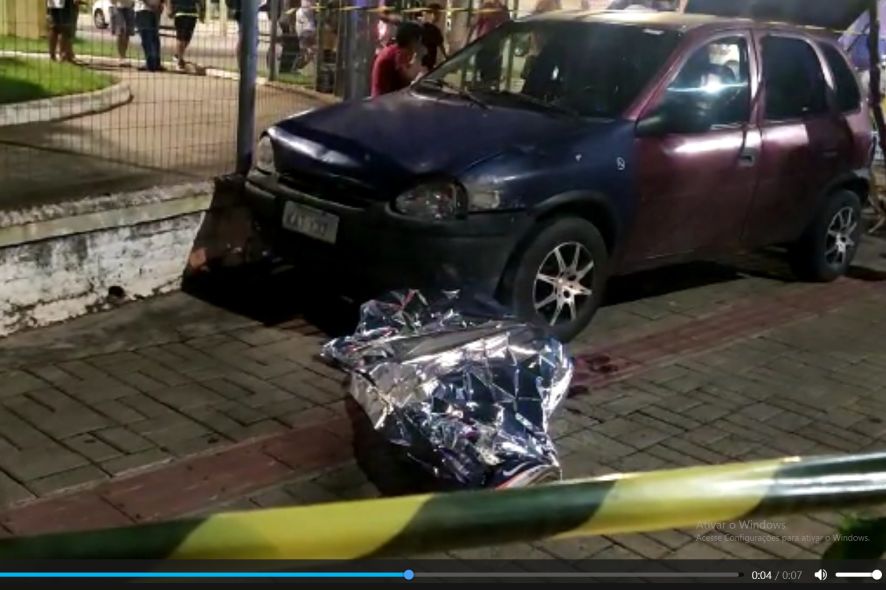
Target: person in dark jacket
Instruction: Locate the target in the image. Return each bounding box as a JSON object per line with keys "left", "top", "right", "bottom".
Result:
{"left": 169, "top": 0, "right": 203, "bottom": 70}
{"left": 420, "top": 3, "right": 446, "bottom": 71}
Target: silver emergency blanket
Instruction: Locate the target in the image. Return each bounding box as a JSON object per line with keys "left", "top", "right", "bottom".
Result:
{"left": 322, "top": 289, "right": 573, "bottom": 487}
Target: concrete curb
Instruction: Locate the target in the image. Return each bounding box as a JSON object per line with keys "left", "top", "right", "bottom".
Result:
{"left": 204, "top": 67, "right": 340, "bottom": 105}
{"left": 0, "top": 49, "right": 339, "bottom": 107}
{"left": 0, "top": 80, "right": 132, "bottom": 127}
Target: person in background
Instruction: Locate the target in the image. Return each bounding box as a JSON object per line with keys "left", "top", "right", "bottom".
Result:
{"left": 377, "top": 3, "right": 400, "bottom": 53}
{"left": 110, "top": 0, "right": 136, "bottom": 66}
{"left": 46, "top": 0, "right": 75, "bottom": 62}
{"left": 67, "top": 0, "right": 82, "bottom": 62}
{"left": 470, "top": 0, "right": 509, "bottom": 85}
{"left": 469, "top": 0, "right": 508, "bottom": 42}
{"left": 420, "top": 2, "right": 446, "bottom": 71}
{"left": 371, "top": 21, "right": 424, "bottom": 97}
{"left": 135, "top": 0, "right": 164, "bottom": 71}
{"left": 169, "top": 0, "right": 203, "bottom": 70}
{"left": 533, "top": 0, "right": 559, "bottom": 14}
{"left": 295, "top": 0, "right": 317, "bottom": 68}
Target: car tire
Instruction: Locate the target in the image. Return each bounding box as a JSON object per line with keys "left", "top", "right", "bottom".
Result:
{"left": 94, "top": 9, "right": 107, "bottom": 29}
{"left": 504, "top": 217, "right": 608, "bottom": 342}
{"left": 789, "top": 189, "right": 862, "bottom": 282}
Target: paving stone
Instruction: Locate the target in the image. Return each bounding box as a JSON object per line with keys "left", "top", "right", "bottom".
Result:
{"left": 560, "top": 433, "right": 634, "bottom": 462}
{"left": 606, "top": 534, "right": 671, "bottom": 559}
{"left": 0, "top": 444, "right": 89, "bottom": 481}
{"left": 147, "top": 383, "right": 227, "bottom": 411}
{"left": 532, "top": 537, "right": 614, "bottom": 560}
{"left": 119, "top": 395, "right": 177, "bottom": 418}
{"left": 94, "top": 427, "right": 154, "bottom": 454}
{"left": 231, "top": 327, "right": 292, "bottom": 347}
{"left": 280, "top": 480, "right": 342, "bottom": 506}
{"left": 660, "top": 438, "right": 730, "bottom": 465}
{"left": 28, "top": 465, "right": 108, "bottom": 496}
{"left": 63, "top": 433, "right": 122, "bottom": 463}
{"left": 100, "top": 449, "right": 172, "bottom": 476}
{"left": 163, "top": 433, "right": 229, "bottom": 457}
{"left": 0, "top": 371, "right": 46, "bottom": 398}
{"left": 93, "top": 400, "right": 145, "bottom": 425}
{"left": 0, "top": 472, "right": 34, "bottom": 505}
{"left": 595, "top": 418, "right": 672, "bottom": 450}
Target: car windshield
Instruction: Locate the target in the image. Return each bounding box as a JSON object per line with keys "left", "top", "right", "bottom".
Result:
{"left": 419, "top": 20, "right": 683, "bottom": 118}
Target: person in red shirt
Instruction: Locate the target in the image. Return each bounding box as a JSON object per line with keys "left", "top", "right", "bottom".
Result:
{"left": 371, "top": 21, "right": 425, "bottom": 97}
{"left": 470, "top": 0, "right": 509, "bottom": 42}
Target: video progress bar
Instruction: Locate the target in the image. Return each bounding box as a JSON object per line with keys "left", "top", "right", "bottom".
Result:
{"left": 417, "top": 572, "right": 741, "bottom": 579}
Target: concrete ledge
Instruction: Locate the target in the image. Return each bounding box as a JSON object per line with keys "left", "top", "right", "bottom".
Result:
{"left": 0, "top": 179, "right": 252, "bottom": 337}
{"left": 0, "top": 81, "right": 132, "bottom": 127}
{"left": 0, "top": 181, "right": 214, "bottom": 236}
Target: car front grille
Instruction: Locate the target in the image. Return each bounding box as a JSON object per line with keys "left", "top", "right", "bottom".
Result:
{"left": 279, "top": 172, "right": 379, "bottom": 210}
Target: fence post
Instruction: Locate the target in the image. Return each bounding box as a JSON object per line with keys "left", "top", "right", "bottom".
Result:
{"left": 236, "top": 0, "right": 259, "bottom": 174}
{"left": 268, "top": 0, "right": 280, "bottom": 80}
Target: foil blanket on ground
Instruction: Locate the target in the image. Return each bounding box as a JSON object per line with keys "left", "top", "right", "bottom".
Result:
{"left": 322, "top": 289, "right": 573, "bottom": 488}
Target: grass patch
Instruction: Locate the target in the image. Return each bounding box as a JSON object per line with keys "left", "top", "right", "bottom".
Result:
{"left": 276, "top": 70, "right": 314, "bottom": 87}
{"left": 0, "top": 57, "right": 115, "bottom": 105}
{"left": 0, "top": 34, "right": 123, "bottom": 59}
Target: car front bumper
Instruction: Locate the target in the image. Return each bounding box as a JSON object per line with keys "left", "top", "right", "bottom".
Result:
{"left": 244, "top": 172, "right": 533, "bottom": 299}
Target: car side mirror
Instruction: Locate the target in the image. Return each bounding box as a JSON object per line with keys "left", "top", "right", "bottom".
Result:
{"left": 637, "top": 96, "right": 713, "bottom": 137}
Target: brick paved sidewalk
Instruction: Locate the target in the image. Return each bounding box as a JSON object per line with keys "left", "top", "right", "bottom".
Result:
{"left": 0, "top": 233, "right": 885, "bottom": 560}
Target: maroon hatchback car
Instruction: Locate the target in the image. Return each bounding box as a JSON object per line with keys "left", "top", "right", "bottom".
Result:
{"left": 247, "top": 11, "right": 874, "bottom": 341}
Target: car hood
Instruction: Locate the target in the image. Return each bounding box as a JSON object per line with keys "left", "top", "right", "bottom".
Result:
{"left": 267, "top": 90, "right": 586, "bottom": 195}
{"left": 685, "top": 0, "right": 868, "bottom": 30}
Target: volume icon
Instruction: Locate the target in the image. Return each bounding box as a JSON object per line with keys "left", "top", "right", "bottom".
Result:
{"left": 815, "top": 569, "right": 828, "bottom": 581}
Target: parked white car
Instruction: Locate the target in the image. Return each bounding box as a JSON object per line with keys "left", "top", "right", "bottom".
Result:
{"left": 91, "top": 0, "right": 113, "bottom": 28}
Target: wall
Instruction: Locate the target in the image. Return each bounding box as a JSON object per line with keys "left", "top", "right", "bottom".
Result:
{"left": 0, "top": 181, "right": 253, "bottom": 337}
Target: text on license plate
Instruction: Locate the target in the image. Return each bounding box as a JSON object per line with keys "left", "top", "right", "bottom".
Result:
{"left": 281, "top": 201, "right": 339, "bottom": 244}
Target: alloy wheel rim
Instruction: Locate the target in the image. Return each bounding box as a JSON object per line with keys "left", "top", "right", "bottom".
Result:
{"left": 533, "top": 242, "right": 594, "bottom": 327}
{"left": 825, "top": 206, "right": 858, "bottom": 267}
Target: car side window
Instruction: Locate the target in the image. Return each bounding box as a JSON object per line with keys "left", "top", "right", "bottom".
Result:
{"left": 660, "top": 37, "right": 751, "bottom": 130}
{"left": 821, "top": 43, "right": 862, "bottom": 112}
{"left": 762, "top": 36, "right": 829, "bottom": 120}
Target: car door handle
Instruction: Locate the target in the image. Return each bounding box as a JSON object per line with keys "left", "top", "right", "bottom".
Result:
{"left": 822, "top": 149, "right": 840, "bottom": 159}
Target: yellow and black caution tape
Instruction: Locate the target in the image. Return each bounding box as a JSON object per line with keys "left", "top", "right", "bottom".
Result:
{"left": 0, "top": 452, "right": 884, "bottom": 559}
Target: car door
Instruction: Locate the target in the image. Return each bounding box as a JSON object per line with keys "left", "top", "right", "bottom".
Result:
{"left": 622, "top": 32, "right": 762, "bottom": 265}
{"left": 742, "top": 33, "right": 850, "bottom": 247}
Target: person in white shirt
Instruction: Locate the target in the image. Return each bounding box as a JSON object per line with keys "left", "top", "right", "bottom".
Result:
{"left": 111, "top": 0, "right": 136, "bottom": 65}
{"left": 295, "top": 0, "right": 316, "bottom": 66}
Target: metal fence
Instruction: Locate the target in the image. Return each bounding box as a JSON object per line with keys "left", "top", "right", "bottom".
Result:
{"left": 1, "top": 0, "right": 581, "bottom": 210}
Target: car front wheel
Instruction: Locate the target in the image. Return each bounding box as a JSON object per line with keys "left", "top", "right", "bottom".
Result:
{"left": 94, "top": 9, "right": 107, "bottom": 29}
{"left": 789, "top": 189, "right": 862, "bottom": 281}
{"left": 505, "top": 217, "right": 608, "bottom": 342}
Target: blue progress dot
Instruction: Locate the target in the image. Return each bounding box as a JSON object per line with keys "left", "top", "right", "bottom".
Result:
{"left": 403, "top": 570, "right": 415, "bottom": 581}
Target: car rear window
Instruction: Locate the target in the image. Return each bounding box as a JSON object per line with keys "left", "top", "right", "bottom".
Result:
{"left": 762, "top": 36, "right": 829, "bottom": 120}
{"left": 821, "top": 43, "right": 862, "bottom": 112}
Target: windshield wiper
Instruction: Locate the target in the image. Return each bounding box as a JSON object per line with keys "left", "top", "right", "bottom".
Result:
{"left": 417, "top": 78, "right": 489, "bottom": 109}
{"left": 485, "top": 90, "right": 581, "bottom": 118}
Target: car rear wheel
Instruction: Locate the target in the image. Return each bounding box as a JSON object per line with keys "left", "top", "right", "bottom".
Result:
{"left": 789, "top": 190, "right": 862, "bottom": 282}
{"left": 94, "top": 9, "right": 107, "bottom": 29}
{"left": 504, "top": 217, "right": 608, "bottom": 342}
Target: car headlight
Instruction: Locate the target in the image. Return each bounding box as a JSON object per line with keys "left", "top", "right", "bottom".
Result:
{"left": 254, "top": 135, "right": 276, "bottom": 174}
{"left": 394, "top": 182, "right": 467, "bottom": 220}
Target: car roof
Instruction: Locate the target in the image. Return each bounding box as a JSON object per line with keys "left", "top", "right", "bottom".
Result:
{"left": 526, "top": 9, "right": 827, "bottom": 37}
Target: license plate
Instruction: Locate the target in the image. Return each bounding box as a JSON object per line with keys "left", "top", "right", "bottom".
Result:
{"left": 281, "top": 201, "right": 339, "bottom": 244}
